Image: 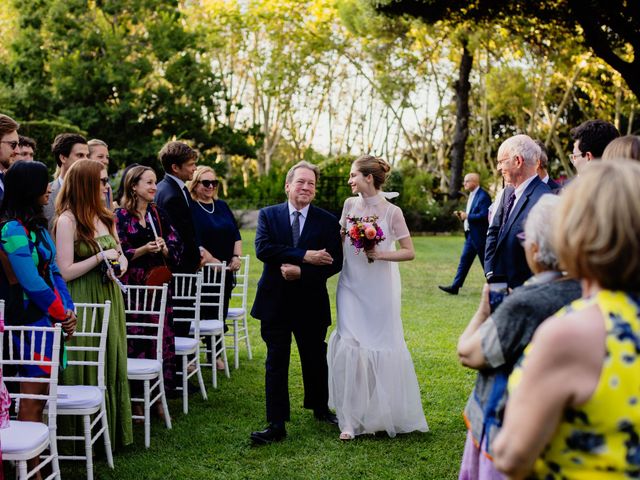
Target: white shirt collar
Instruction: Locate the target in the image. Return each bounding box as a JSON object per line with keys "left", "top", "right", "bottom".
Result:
{"left": 513, "top": 174, "right": 538, "bottom": 202}
{"left": 541, "top": 174, "right": 550, "bottom": 184}
{"left": 288, "top": 202, "right": 310, "bottom": 218}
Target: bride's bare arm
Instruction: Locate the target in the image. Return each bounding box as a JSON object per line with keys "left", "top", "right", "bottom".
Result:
{"left": 366, "top": 236, "right": 415, "bottom": 262}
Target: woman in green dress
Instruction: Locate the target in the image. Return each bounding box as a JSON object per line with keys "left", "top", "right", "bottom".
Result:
{"left": 54, "top": 159, "right": 133, "bottom": 450}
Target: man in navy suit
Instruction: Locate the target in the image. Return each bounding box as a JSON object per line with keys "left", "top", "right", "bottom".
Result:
{"left": 439, "top": 173, "right": 491, "bottom": 295}
{"left": 155, "top": 141, "right": 203, "bottom": 274}
{"left": 484, "top": 135, "right": 551, "bottom": 289}
{"left": 250, "top": 161, "right": 343, "bottom": 445}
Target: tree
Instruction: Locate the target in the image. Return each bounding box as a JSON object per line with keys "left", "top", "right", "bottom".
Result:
{"left": 376, "top": 0, "right": 640, "bottom": 100}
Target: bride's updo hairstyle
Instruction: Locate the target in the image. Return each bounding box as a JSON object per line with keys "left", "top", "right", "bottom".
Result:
{"left": 353, "top": 155, "right": 391, "bottom": 190}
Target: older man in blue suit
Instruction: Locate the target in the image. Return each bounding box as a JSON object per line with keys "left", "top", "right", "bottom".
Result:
{"left": 250, "top": 161, "right": 343, "bottom": 445}
{"left": 484, "top": 135, "right": 551, "bottom": 289}
{"left": 439, "top": 173, "right": 491, "bottom": 295}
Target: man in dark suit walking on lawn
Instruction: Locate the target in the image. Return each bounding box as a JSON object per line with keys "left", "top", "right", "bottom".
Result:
{"left": 250, "top": 160, "right": 343, "bottom": 445}
{"left": 439, "top": 173, "right": 491, "bottom": 295}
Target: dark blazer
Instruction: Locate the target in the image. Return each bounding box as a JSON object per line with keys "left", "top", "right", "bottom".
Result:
{"left": 546, "top": 177, "right": 561, "bottom": 191}
{"left": 155, "top": 175, "right": 200, "bottom": 273}
{"left": 251, "top": 202, "right": 343, "bottom": 326}
{"left": 466, "top": 187, "right": 491, "bottom": 253}
{"left": 484, "top": 177, "right": 551, "bottom": 288}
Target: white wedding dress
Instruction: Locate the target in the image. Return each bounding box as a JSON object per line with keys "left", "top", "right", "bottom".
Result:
{"left": 328, "top": 193, "right": 428, "bottom": 437}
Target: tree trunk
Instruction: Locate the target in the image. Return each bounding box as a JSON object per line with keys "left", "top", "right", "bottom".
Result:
{"left": 448, "top": 36, "right": 473, "bottom": 199}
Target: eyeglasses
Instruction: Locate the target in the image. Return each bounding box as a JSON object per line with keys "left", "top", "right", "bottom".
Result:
{"left": 201, "top": 179, "right": 219, "bottom": 188}
{"left": 569, "top": 152, "right": 586, "bottom": 162}
{"left": 100, "top": 177, "right": 110, "bottom": 186}
{"left": 496, "top": 156, "right": 511, "bottom": 167}
{"left": 1, "top": 141, "right": 19, "bottom": 150}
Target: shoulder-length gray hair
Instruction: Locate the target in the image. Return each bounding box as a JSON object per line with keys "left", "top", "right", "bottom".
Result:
{"left": 524, "top": 194, "right": 561, "bottom": 271}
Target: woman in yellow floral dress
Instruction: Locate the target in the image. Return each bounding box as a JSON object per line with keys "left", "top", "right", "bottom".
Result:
{"left": 493, "top": 159, "right": 640, "bottom": 479}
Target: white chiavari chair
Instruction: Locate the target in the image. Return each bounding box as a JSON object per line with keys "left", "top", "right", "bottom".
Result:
{"left": 225, "top": 255, "right": 252, "bottom": 369}
{"left": 172, "top": 272, "right": 208, "bottom": 414}
{"left": 0, "top": 301, "right": 62, "bottom": 480}
{"left": 199, "top": 262, "right": 230, "bottom": 388}
{"left": 50, "top": 301, "right": 113, "bottom": 480}
{"left": 124, "top": 284, "right": 171, "bottom": 448}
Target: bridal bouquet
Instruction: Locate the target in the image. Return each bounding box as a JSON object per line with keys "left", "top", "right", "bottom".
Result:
{"left": 344, "top": 215, "right": 385, "bottom": 263}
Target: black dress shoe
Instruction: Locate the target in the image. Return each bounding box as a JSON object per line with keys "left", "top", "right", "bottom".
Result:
{"left": 314, "top": 411, "right": 339, "bottom": 425}
{"left": 438, "top": 285, "right": 459, "bottom": 295}
{"left": 250, "top": 424, "right": 287, "bottom": 445}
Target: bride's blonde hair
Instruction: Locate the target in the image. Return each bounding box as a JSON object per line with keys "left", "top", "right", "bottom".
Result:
{"left": 353, "top": 155, "right": 391, "bottom": 189}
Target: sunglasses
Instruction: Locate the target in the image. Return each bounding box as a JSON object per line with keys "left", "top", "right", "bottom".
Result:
{"left": 201, "top": 179, "right": 219, "bottom": 188}
{"left": 100, "top": 177, "right": 110, "bottom": 186}
{"left": 1, "top": 140, "right": 19, "bottom": 150}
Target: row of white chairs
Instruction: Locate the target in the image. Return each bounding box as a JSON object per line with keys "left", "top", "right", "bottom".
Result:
{"left": 0, "top": 255, "right": 252, "bottom": 479}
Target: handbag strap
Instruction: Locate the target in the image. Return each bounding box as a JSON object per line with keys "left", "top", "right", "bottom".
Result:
{"left": 147, "top": 205, "right": 169, "bottom": 268}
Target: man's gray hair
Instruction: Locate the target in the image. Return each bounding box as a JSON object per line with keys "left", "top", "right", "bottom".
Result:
{"left": 498, "top": 134, "right": 541, "bottom": 168}
{"left": 524, "top": 194, "right": 560, "bottom": 270}
{"left": 285, "top": 160, "right": 319, "bottom": 184}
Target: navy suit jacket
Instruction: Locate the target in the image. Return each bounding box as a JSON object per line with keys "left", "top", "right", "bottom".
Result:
{"left": 484, "top": 176, "right": 551, "bottom": 288}
{"left": 250, "top": 202, "right": 343, "bottom": 326}
{"left": 466, "top": 187, "right": 491, "bottom": 253}
{"left": 155, "top": 176, "right": 200, "bottom": 272}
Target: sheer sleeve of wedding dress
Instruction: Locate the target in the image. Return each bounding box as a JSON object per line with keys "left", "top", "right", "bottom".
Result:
{"left": 329, "top": 192, "right": 428, "bottom": 438}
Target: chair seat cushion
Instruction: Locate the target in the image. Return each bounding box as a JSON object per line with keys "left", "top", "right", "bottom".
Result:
{"left": 227, "top": 308, "right": 245, "bottom": 318}
{"left": 0, "top": 420, "right": 49, "bottom": 455}
{"left": 192, "top": 320, "right": 224, "bottom": 334}
{"left": 175, "top": 336, "right": 198, "bottom": 353}
{"left": 127, "top": 358, "right": 162, "bottom": 376}
{"left": 57, "top": 385, "right": 103, "bottom": 410}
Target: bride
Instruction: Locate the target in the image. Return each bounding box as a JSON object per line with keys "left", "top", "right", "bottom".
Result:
{"left": 328, "top": 155, "right": 428, "bottom": 440}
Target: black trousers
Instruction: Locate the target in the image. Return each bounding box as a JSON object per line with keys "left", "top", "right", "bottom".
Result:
{"left": 260, "top": 316, "right": 329, "bottom": 423}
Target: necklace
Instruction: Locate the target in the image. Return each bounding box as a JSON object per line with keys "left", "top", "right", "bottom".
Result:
{"left": 197, "top": 201, "right": 215, "bottom": 214}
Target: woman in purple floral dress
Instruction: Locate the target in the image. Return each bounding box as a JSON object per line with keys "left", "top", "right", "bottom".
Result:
{"left": 115, "top": 166, "right": 183, "bottom": 404}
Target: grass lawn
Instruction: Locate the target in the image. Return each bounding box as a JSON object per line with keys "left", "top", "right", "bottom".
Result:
{"left": 61, "top": 231, "right": 485, "bottom": 479}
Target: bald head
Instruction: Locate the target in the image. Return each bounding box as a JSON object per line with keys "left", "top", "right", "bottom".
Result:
{"left": 463, "top": 173, "right": 480, "bottom": 192}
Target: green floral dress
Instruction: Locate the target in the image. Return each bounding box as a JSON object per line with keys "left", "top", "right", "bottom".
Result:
{"left": 60, "top": 235, "right": 133, "bottom": 449}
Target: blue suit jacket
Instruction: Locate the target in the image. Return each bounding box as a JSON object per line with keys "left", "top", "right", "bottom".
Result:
{"left": 155, "top": 176, "right": 200, "bottom": 272}
{"left": 466, "top": 187, "right": 491, "bottom": 253}
{"left": 484, "top": 177, "right": 551, "bottom": 288}
{"left": 250, "top": 202, "right": 342, "bottom": 325}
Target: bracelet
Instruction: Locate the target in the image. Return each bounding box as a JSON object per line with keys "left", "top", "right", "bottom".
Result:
{"left": 231, "top": 254, "right": 240, "bottom": 258}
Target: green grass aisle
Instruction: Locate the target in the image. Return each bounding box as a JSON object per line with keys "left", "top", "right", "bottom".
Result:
{"left": 62, "top": 231, "right": 485, "bottom": 480}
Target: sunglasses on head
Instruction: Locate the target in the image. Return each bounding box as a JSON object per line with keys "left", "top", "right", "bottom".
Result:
{"left": 201, "top": 179, "right": 219, "bottom": 188}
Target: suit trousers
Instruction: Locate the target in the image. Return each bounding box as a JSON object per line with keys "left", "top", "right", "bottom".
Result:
{"left": 452, "top": 231, "right": 485, "bottom": 289}
{"left": 260, "top": 315, "right": 329, "bottom": 423}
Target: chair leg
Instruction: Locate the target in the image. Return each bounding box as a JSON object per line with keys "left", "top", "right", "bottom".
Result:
{"left": 233, "top": 320, "right": 240, "bottom": 370}
{"left": 101, "top": 400, "right": 114, "bottom": 469}
{"left": 195, "top": 355, "right": 208, "bottom": 401}
{"left": 158, "top": 376, "right": 172, "bottom": 430}
{"left": 50, "top": 427, "right": 61, "bottom": 480}
{"left": 18, "top": 460, "right": 28, "bottom": 480}
{"left": 210, "top": 333, "right": 217, "bottom": 389}
{"left": 221, "top": 335, "right": 230, "bottom": 379}
{"left": 144, "top": 380, "right": 151, "bottom": 449}
{"left": 182, "top": 355, "right": 188, "bottom": 415}
{"left": 83, "top": 414, "right": 94, "bottom": 480}
{"left": 244, "top": 316, "right": 253, "bottom": 360}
